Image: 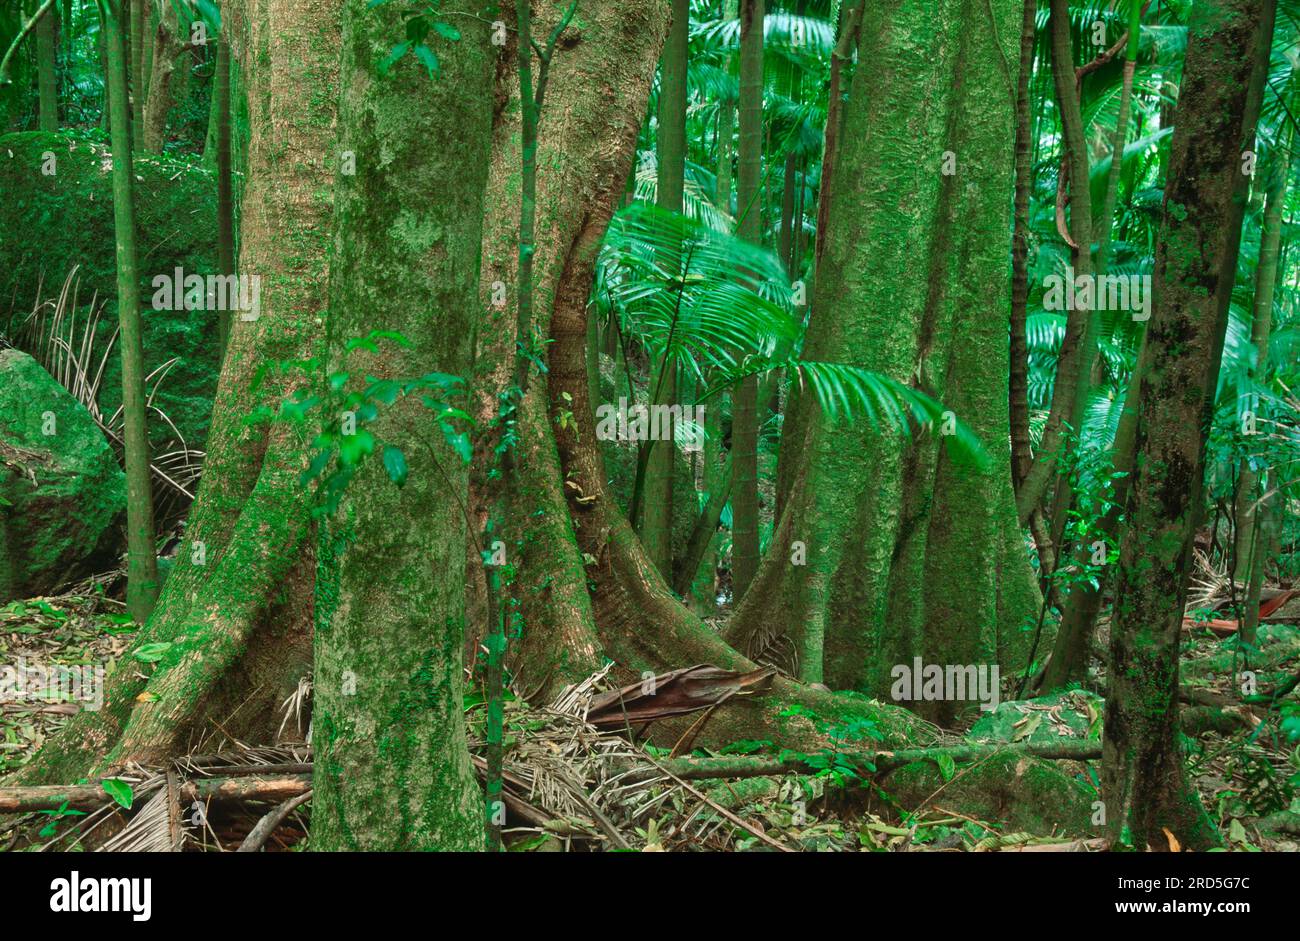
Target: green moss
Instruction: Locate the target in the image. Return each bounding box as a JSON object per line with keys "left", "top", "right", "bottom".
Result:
{"left": 0, "top": 349, "right": 126, "bottom": 600}
{"left": 0, "top": 131, "right": 221, "bottom": 451}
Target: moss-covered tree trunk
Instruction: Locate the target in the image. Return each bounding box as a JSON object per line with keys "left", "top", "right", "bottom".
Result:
{"left": 6, "top": 0, "right": 340, "bottom": 790}
{"left": 1102, "top": 0, "right": 1274, "bottom": 852}
{"left": 215, "top": 30, "right": 235, "bottom": 357}
{"left": 310, "top": 0, "right": 493, "bottom": 853}
{"left": 717, "top": 0, "right": 1038, "bottom": 718}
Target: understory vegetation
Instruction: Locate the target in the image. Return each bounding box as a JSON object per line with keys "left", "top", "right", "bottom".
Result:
{"left": 0, "top": 0, "right": 1297, "bottom": 855}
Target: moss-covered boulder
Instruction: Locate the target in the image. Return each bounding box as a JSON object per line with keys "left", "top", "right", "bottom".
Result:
{"left": 0, "top": 349, "right": 126, "bottom": 600}
{"left": 0, "top": 130, "right": 220, "bottom": 450}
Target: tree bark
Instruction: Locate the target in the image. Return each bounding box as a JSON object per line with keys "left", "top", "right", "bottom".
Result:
{"left": 1102, "top": 0, "right": 1274, "bottom": 852}
{"left": 130, "top": 0, "right": 143, "bottom": 144}
{"left": 310, "top": 0, "right": 494, "bottom": 853}
{"left": 215, "top": 30, "right": 235, "bottom": 358}
{"left": 6, "top": 0, "right": 340, "bottom": 790}
{"left": 141, "top": 0, "right": 184, "bottom": 152}
{"left": 720, "top": 0, "right": 1039, "bottom": 718}
{"left": 1014, "top": 0, "right": 1098, "bottom": 526}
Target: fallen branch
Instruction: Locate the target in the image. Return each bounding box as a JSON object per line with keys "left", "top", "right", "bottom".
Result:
{"left": 623, "top": 740, "right": 1102, "bottom": 784}
{"left": 0, "top": 773, "right": 311, "bottom": 814}
{"left": 236, "top": 790, "right": 313, "bottom": 853}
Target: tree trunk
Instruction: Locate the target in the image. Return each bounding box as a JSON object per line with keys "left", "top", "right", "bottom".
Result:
{"left": 310, "top": 0, "right": 494, "bottom": 852}
{"left": 102, "top": 0, "right": 160, "bottom": 624}
{"left": 6, "top": 0, "right": 340, "bottom": 790}
{"left": 641, "top": 0, "right": 688, "bottom": 578}
{"left": 215, "top": 30, "right": 235, "bottom": 358}
{"left": 1009, "top": 0, "right": 1036, "bottom": 492}
{"left": 1102, "top": 0, "right": 1274, "bottom": 852}
{"left": 1233, "top": 64, "right": 1296, "bottom": 589}
{"left": 36, "top": 0, "right": 57, "bottom": 130}
{"left": 130, "top": 0, "right": 143, "bottom": 144}
{"left": 1093, "top": 0, "right": 1143, "bottom": 276}
{"left": 718, "top": 0, "right": 1039, "bottom": 719}
{"left": 1014, "top": 0, "right": 1098, "bottom": 526}
{"left": 141, "top": 0, "right": 182, "bottom": 151}
{"left": 730, "top": 0, "right": 763, "bottom": 602}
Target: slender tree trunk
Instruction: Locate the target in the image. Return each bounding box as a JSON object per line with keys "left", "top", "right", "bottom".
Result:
{"left": 1094, "top": 0, "right": 1143, "bottom": 276}
{"left": 141, "top": 0, "right": 181, "bottom": 151}
{"left": 36, "top": 0, "right": 57, "bottom": 130}
{"left": 1234, "top": 65, "right": 1296, "bottom": 587}
{"left": 1015, "top": 0, "right": 1098, "bottom": 525}
{"left": 730, "top": 0, "right": 763, "bottom": 602}
{"left": 101, "top": 0, "right": 159, "bottom": 623}
{"left": 129, "top": 0, "right": 143, "bottom": 143}
{"left": 1103, "top": 0, "right": 1274, "bottom": 852}
{"left": 715, "top": 0, "right": 737, "bottom": 214}
{"left": 641, "top": 0, "right": 688, "bottom": 578}
{"left": 311, "top": 0, "right": 493, "bottom": 853}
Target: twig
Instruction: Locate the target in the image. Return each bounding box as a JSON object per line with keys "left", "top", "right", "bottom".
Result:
{"left": 236, "top": 790, "right": 312, "bottom": 852}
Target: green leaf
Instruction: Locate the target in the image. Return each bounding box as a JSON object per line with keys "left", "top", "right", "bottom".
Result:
{"left": 936, "top": 753, "right": 956, "bottom": 782}
{"left": 413, "top": 43, "right": 440, "bottom": 78}
{"left": 377, "top": 42, "right": 411, "bottom": 77}
{"left": 382, "top": 445, "right": 409, "bottom": 487}
{"left": 132, "top": 642, "right": 174, "bottom": 664}
{"left": 102, "top": 779, "right": 134, "bottom": 810}
{"left": 433, "top": 21, "right": 461, "bottom": 41}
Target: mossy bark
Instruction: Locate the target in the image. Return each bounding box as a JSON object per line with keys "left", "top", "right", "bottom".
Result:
{"left": 6, "top": 0, "right": 339, "bottom": 789}
{"left": 1102, "top": 0, "right": 1273, "bottom": 852}
{"left": 469, "top": 0, "right": 673, "bottom": 699}
{"left": 721, "top": 0, "right": 1039, "bottom": 721}
{"left": 310, "top": 0, "right": 494, "bottom": 852}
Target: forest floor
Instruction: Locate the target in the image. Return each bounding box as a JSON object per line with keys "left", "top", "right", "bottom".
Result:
{"left": 3, "top": 575, "right": 1299, "bottom": 851}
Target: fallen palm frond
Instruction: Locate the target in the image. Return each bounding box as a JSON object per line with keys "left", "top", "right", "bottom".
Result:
{"left": 0, "top": 667, "right": 1112, "bottom": 852}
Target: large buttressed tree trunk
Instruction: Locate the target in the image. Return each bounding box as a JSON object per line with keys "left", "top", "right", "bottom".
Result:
{"left": 470, "top": 0, "right": 929, "bottom": 754}
{"left": 470, "top": 0, "right": 676, "bottom": 696}
{"left": 311, "top": 0, "right": 495, "bottom": 852}
{"left": 8, "top": 0, "right": 341, "bottom": 787}
{"left": 1102, "top": 0, "right": 1274, "bottom": 852}
{"left": 722, "top": 0, "right": 1039, "bottom": 719}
